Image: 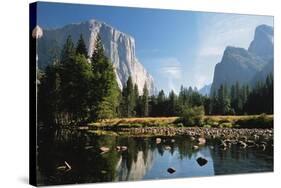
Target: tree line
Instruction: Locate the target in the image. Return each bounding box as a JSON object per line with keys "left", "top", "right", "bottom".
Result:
{"left": 118, "top": 74, "right": 273, "bottom": 117}
{"left": 38, "top": 34, "right": 273, "bottom": 125}
{"left": 207, "top": 74, "right": 273, "bottom": 115}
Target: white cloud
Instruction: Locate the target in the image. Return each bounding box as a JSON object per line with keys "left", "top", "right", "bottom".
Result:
{"left": 158, "top": 57, "right": 182, "bottom": 80}
{"left": 147, "top": 57, "right": 183, "bottom": 93}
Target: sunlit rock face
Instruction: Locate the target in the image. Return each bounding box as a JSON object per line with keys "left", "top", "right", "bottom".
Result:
{"left": 115, "top": 150, "right": 154, "bottom": 181}
{"left": 37, "top": 20, "right": 155, "bottom": 95}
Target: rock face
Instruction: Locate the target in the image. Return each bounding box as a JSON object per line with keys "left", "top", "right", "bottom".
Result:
{"left": 211, "top": 24, "right": 273, "bottom": 93}
{"left": 38, "top": 19, "right": 155, "bottom": 95}
{"left": 248, "top": 24, "right": 273, "bottom": 62}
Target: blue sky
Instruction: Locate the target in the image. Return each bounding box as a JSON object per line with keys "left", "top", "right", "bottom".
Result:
{"left": 36, "top": 2, "right": 273, "bottom": 93}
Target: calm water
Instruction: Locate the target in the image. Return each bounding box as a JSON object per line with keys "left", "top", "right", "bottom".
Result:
{"left": 37, "top": 128, "right": 273, "bottom": 186}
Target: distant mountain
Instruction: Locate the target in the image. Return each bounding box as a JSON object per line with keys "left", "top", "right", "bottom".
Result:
{"left": 211, "top": 24, "right": 273, "bottom": 93}
{"left": 248, "top": 24, "right": 273, "bottom": 62}
{"left": 37, "top": 19, "right": 155, "bottom": 95}
{"left": 199, "top": 84, "right": 212, "bottom": 96}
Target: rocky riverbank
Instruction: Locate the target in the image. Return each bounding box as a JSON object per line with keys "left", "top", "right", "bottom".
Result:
{"left": 104, "top": 127, "right": 273, "bottom": 150}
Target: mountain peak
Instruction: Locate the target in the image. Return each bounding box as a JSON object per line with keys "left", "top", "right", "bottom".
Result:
{"left": 248, "top": 24, "right": 273, "bottom": 61}
{"left": 255, "top": 24, "right": 273, "bottom": 36}
{"left": 38, "top": 19, "right": 155, "bottom": 95}
{"left": 224, "top": 46, "right": 248, "bottom": 56}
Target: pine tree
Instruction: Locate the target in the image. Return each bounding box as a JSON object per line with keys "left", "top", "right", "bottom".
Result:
{"left": 89, "top": 35, "right": 120, "bottom": 120}
{"left": 76, "top": 34, "right": 88, "bottom": 58}
{"left": 121, "top": 76, "right": 135, "bottom": 117}
{"left": 60, "top": 54, "right": 93, "bottom": 122}
{"left": 133, "top": 84, "right": 140, "bottom": 116}
{"left": 141, "top": 82, "right": 149, "bottom": 117}
{"left": 218, "top": 85, "right": 230, "bottom": 115}
{"left": 156, "top": 90, "right": 166, "bottom": 116}
{"left": 38, "top": 64, "right": 62, "bottom": 124}
{"left": 61, "top": 35, "right": 75, "bottom": 64}
{"left": 168, "top": 90, "right": 177, "bottom": 116}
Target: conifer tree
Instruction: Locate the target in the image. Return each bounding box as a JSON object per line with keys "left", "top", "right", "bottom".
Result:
{"left": 141, "top": 82, "right": 149, "bottom": 117}
{"left": 61, "top": 35, "right": 75, "bottom": 64}
{"left": 133, "top": 84, "right": 140, "bottom": 116}
{"left": 90, "top": 35, "right": 120, "bottom": 120}
{"left": 76, "top": 34, "right": 88, "bottom": 58}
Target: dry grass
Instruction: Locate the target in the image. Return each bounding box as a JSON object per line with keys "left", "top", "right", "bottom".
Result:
{"left": 205, "top": 115, "right": 273, "bottom": 122}
{"left": 89, "top": 117, "right": 178, "bottom": 127}
{"left": 88, "top": 114, "right": 273, "bottom": 129}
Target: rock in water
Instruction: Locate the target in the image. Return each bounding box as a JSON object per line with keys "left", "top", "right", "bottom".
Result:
{"left": 196, "top": 157, "right": 208, "bottom": 166}
{"left": 190, "top": 136, "right": 196, "bottom": 141}
{"left": 167, "top": 167, "right": 176, "bottom": 174}
{"left": 156, "top": 138, "right": 161, "bottom": 144}
{"left": 121, "top": 146, "right": 127, "bottom": 151}
{"left": 116, "top": 146, "right": 121, "bottom": 151}
{"left": 193, "top": 145, "right": 199, "bottom": 150}
{"left": 198, "top": 137, "right": 206, "bottom": 145}
{"left": 37, "top": 19, "right": 156, "bottom": 95}
{"left": 164, "top": 146, "right": 171, "bottom": 150}
{"left": 100, "top": 147, "right": 110, "bottom": 153}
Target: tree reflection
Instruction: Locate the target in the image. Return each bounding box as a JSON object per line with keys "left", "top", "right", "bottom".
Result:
{"left": 37, "top": 128, "right": 273, "bottom": 185}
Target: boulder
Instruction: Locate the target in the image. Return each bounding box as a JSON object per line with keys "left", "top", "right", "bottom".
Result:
{"left": 116, "top": 146, "right": 121, "bottom": 151}
{"left": 238, "top": 141, "right": 247, "bottom": 148}
{"left": 100, "top": 147, "right": 110, "bottom": 153}
{"left": 198, "top": 137, "right": 206, "bottom": 145}
{"left": 193, "top": 145, "right": 199, "bottom": 150}
{"left": 164, "top": 146, "right": 171, "bottom": 150}
{"left": 121, "top": 146, "right": 128, "bottom": 151}
{"left": 167, "top": 167, "right": 176, "bottom": 174}
{"left": 196, "top": 157, "right": 208, "bottom": 166}
{"left": 156, "top": 138, "right": 161, "bottom": 144}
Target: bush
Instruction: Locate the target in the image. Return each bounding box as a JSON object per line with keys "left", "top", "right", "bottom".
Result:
{"left": 203, "top": 124, "right": 212, "bottom": 128}
{"left": 180, "top": 106, "right": 205, "bottom": 126}
{"left": 219, "top": 122, "right": 233, "bottom": 128}
{"left": 236, "top": 114, "right": 273, "bottom": 129}
{"left": 204, "top": 117, "right": 219, "bottom": 127}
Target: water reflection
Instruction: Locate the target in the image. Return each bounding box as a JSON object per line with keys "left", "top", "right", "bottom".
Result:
{"left": 37, "top": 128, "right": 273, "bottom": 186}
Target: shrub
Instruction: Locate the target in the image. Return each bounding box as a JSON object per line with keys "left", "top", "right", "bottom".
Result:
{"left": 176, "top": 123, "right": 184, "bottom": 127}
{"left": 203, "top": 124, "right": 212, "bottom": 128}
{"left": 236, "top": 114, "right": 273, "bottom": 129}
{"left": 180, "top": 106, "right": 205, "bottom": 126}
{"left": 219, "top": 122, "right": 233, "bottom": 128}
{"left": 204, "top": 117, "right": 219, "bottom": 127}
